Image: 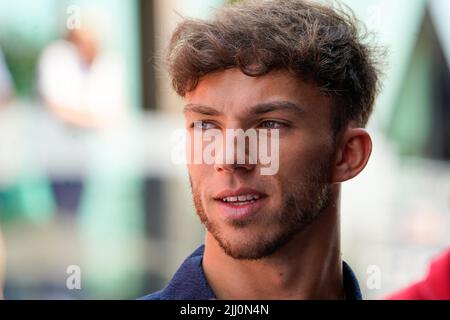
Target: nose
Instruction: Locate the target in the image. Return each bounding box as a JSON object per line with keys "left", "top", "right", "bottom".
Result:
{"left": 214, "top": 161, "right": 256, "bottom": 174}
{"left": 211, "top": 124, "right": 258, "bottom": 174}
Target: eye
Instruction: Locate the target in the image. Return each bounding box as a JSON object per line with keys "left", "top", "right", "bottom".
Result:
{"left": 258, "top": 120, "right": 288, "bottom": 130}
{"left": 191, "top": 120, "right": 217, "bottom": 130}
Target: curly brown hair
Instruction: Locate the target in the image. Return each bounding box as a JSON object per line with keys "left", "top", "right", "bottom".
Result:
{"left": 166, "top": 0, "right": 383, "bottom": 133}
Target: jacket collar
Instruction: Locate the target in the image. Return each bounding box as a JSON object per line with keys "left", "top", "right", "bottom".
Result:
{"left": 144, "top": 245, "right": 362, "bottom": 300}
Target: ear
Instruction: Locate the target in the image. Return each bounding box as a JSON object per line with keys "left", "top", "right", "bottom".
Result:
{"left": 331, "top": 126, "right": 372, "bottom": 184}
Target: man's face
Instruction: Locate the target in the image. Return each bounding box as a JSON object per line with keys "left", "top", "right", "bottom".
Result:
{"left": 185, "top": 68, "right": 336, "bottom": 260}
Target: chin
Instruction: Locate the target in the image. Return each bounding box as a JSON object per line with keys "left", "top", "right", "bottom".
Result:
{"left": 212, "top": 225, "right": 287, "bottom": 261}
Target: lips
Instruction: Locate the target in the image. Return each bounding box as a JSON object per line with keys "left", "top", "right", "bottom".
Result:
{"left": 213, "top": 187, "right": 268, "bottom": 220}
{"left": 214, "top": 187, "right": 267, "bottom": 202}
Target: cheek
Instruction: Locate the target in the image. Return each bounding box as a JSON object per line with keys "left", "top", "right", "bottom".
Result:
{"left": 277, "top": 137, "right": 329, "bottom": 177}
{"left": 188, "top": 164, "right": 213, "bottom": 189}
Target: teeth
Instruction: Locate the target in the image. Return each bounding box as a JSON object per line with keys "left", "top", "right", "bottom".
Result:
{"left": 238, "top": 195, "right": 247, "bottom": 201}
{"left": 222, "top": 194, "right": 261, "bottom": 202}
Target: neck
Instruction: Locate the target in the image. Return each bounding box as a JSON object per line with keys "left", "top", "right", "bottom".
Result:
{"left": 203, "top": 186, "right": 344, "bottom": 300}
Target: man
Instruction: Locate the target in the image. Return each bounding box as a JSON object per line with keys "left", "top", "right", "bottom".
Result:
{"left": 386, "top": 249, "right": 450, "bottom": 300}
{"left": 37, "top": 25, "right": 127, "bottom": 129}
{"left": 36, "top": 19, "right": 129, "bottom": 215}
{"left": 143, "top": 0, "right": 381, "bottom": 300}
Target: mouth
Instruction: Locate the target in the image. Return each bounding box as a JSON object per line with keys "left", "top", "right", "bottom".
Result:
{"left": 220, "top": 193, "right": 262, "bottom": 205}
{"left": 213, "top": 187, "right": 268, "bottom": 220}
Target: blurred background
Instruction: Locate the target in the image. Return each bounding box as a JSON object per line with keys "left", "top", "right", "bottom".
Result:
{"left": 0, "top": 0, "right": 448, "bottom": 300}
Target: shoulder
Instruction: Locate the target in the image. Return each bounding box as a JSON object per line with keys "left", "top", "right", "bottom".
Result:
{"left": 138, "top": 245, "right": 215, "bottom": 300}
{"left": 138, "top": 290, "right": 163, "bottom": 301}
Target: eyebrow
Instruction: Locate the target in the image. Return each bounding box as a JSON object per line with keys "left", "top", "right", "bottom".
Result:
{"left": 183, "top": 104, "right": 222, "bottom": 116}
{"left": 184, "top": 101, "right": 305, "bottom": 116}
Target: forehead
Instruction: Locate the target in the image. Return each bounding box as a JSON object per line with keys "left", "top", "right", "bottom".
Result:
{"left": 184, "top": 68, "right": 332, "bottom": 117}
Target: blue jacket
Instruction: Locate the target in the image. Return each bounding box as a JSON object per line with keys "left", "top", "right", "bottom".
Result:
{"left": 141, "top": 245, "right": 362, "bottom": 300}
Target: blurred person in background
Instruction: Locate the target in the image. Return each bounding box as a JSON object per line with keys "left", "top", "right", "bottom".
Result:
{"left": 37, "top": 23, "right": 127, "bottom": 129}
{"left": 36, "top": 18, "right": 129, "bottom": 216}
{"left": 387, "top": 196, "right": 450, "bottom": 300}
{"left": 386, "top": 249, "right": 450, "bottom": 300}
{"left": 0, "top": 47, "right": 13, "bottom": 107}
